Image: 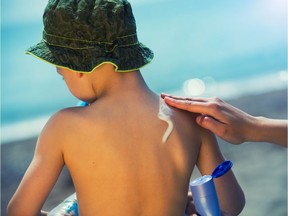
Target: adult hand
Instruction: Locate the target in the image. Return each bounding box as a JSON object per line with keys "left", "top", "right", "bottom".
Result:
{"left": 162, "top": 93, "right": 254, "bottom": 144}
{"left": 161, "top": 93, "right": 287, "bottom": 146}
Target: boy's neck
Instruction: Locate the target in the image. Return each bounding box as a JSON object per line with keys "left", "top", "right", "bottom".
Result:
{"left": 90, "top": 65, "right": 153, "bottom": 100}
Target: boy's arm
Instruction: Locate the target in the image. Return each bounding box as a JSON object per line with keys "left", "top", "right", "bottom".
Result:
{"left": 196, "top": 128, "right": 245, "bottom": 215}
{"left": 7, "top": 114, "right": 65, "bottom": 216}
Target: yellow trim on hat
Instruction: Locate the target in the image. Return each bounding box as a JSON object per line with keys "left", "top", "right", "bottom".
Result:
{"left": 25, "top": 51, "right": 149, "bottom": 73}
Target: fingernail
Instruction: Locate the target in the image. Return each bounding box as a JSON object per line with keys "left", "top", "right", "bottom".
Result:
{"left": 163, "top": 96, "right": 174, "bottom": 102}
{"left": 160, "top": 93, "right": 169, "bottom": 99}
{"left": 196, "top": 115, "right": 203, "bottom": 124}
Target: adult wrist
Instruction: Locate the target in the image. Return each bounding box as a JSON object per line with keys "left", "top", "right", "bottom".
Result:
{"left": 244, "top": 116, "right": 265, "bottom": 143}
{"left": 248, "top": 116, "right": 286, "bottom": 144}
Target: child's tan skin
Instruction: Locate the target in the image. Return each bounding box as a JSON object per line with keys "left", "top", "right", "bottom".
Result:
{"left": 7, "top": 64, "right": 245, "bottom": 216}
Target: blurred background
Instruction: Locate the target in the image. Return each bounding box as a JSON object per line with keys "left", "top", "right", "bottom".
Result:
{"left": 1, "top": 0, "right": 287, "bottom": 215}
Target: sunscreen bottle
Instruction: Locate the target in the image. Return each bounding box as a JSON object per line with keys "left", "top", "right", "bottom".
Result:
{"left": 190, "top": 160, "right": 233, "bottom": 216}
{"left": 77, "top": 101, "right": 88, "bottom": 107}
{"left": 48, "top": 193, "right": 78, "bottom": 216}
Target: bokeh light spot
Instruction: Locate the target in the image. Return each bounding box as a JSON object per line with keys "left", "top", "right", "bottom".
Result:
{"left": 183, "top": 78, "right": 206, "bottom": 96}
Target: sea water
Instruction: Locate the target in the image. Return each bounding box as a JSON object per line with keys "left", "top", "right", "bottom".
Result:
{"left": 1, "top": 0, "right": 287, "bottom": 144}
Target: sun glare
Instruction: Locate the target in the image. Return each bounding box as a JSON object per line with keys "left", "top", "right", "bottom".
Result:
{"left": 183, "top": 78, "right": 206, "bottom": 96}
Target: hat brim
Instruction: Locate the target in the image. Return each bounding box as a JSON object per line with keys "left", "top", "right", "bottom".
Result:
{"left": 26, "top": 40, "right": 154, "bottom": 73}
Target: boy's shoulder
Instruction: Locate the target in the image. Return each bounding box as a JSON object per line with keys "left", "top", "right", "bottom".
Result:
{"left": 33, "top": 107, "right": 87, "bottom": 155}
{"left": 171, "top": 106, "right": 199, "bottom": 127}
{"left": 171, "top": 106, "right": 212, "bottom": 140}
{"left": 40, "top": 106, "right": 93, "bottom": 141}
{"left": 49, "top": 106, "right": 87, "bottom": 125}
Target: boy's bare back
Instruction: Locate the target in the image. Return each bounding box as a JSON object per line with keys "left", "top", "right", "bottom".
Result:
{"left": 57, "top": 88, "right": 201, "bottom": 215}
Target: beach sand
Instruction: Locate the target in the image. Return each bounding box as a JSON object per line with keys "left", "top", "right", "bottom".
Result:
{"left": 1, "top": 89, "right": 287, "bottom": 216}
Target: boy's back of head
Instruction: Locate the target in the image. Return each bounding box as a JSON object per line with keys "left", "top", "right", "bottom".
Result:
{"left": 26, "top": 0, "right": 154, "bottom": 73}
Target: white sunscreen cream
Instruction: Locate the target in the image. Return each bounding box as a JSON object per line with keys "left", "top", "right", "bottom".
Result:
{"left": 158, "top": 98, "right": 174, "bottom": 143}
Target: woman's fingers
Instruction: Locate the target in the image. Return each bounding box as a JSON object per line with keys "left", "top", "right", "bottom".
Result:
{"left": 161, "top": 93, "right": 207, "bottom": 102}
{"left": 163, "top": 96, "right": 215, "bottom": 115}
{"left": 196, "top": 115, "right": 227, "bottom": 135}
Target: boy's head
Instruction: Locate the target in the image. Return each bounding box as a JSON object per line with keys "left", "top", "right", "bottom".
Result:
{"left": 26, "top": 0, "right": 153, "bottom": 73}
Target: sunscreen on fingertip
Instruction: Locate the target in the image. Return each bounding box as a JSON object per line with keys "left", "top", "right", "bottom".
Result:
{"left": 190, "top": 160, "right": 233, "bottom": 216}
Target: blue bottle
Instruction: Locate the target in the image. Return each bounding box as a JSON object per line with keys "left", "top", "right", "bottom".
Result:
{"left": 190, "top": 160, "right": 233, "bottom": 216}
{"left": 77, "top": 101, "right": 88, "bottom": 107}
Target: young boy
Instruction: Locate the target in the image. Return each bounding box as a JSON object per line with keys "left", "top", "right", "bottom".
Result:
{"left": 7, "top": 0, "right": 245, "bottom": 215}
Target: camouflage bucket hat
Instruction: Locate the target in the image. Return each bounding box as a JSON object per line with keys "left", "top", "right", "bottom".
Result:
{"left": 26, "top": 0, "right": 154, "bottom": 72}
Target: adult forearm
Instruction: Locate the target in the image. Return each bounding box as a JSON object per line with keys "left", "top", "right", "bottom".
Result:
{"left": 250, "top": 117, "right": 287, "bottom": 147}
